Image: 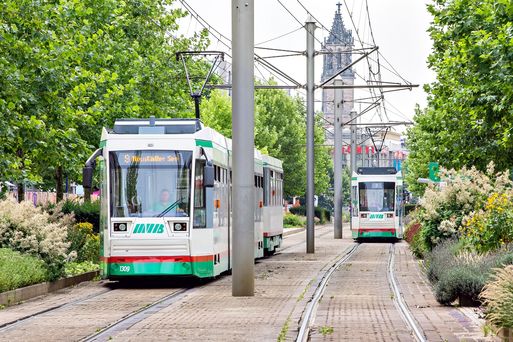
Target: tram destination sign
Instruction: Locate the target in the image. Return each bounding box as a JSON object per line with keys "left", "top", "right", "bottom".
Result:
{"left": 115, "top": 151, "right": 189, "bottom": 167}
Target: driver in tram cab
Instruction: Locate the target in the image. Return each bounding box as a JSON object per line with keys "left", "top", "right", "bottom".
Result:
{"left": 153, "top": 189, "right": 186, "bottom": 216}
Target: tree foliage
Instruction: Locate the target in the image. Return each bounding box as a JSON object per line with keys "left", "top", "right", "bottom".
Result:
{"left": 0, "top": 0, "right": 208, "bottom": 200}
{"left": 1, "top": 1, "right": 332, "bottom": 200}
{"left": 406, "top": 0, "right": 513, "bottom": 195}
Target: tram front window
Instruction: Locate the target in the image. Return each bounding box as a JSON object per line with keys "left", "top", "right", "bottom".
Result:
{"left": 359, "top": 182, "right": 395, "bottom": 212}
{"left": 109, "top": 150, "right": 192, "bottom": 218}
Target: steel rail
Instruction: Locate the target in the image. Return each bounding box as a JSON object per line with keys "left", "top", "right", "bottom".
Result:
{"left": 295, "top": 243, "right": 360, "bottom": 342}
{"left": 279, "top": 228, "right": 334, "bottom": 253}
{"left": 82, "top": 288, "right": 191, "bottom": 342}
{"left": 387, "top": 244, "right": 427, "bottom": 342}
{"left": 0, "top": 287, "right": 112, "bottom": 332}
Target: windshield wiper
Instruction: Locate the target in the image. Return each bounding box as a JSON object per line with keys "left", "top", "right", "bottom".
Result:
{"left": 156, "top": 198, "right": 182, "bottom": 217}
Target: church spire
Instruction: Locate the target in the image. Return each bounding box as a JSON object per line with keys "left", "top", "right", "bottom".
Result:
{"left": 321, "top": 3, "right": 355, "bottom": 82}
{"left": 325, "top": 2, "right": 353, "bottom": 46}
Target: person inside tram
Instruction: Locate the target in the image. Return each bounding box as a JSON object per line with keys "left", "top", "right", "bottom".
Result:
{"left": 153, "top": 189, "right": 186, "bottom": 216}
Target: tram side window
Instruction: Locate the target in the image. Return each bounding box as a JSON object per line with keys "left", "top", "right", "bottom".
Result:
{"left": 395, "top": 185, "right": 403, "bottom": 216}
{"left": 351, "top": 186, "right": 358, "bottom": 217}
{"left": 276, "top": 173, "right": 283, "bottom": 206}
{"left": 271, "top": 171, "right": 276, "bottom": 206}
{"left": 194, "top": 160, "right": 206, "bottom": 228}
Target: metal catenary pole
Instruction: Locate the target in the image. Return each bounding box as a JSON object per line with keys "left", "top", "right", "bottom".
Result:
{"left": 232, "top": 0, "right": 255, "bottom": 296}
{"left": 333, "top": 79, "right": 343, "bottom": 239}
{"left": 350, "top": 110, "right": 357, "bottom": 174}
{"left": 305, "top": 16, "right": 316, "bottom": 253}
{"left": 349, "top": 110, "right": 357, "bottom": 231}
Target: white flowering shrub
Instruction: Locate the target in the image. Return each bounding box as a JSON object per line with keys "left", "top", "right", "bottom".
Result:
{"left": 417, "top": 162, "right": 513, "bottom": 249}
{"left": 0, "top": 199, "right": 73, "bottom": 280}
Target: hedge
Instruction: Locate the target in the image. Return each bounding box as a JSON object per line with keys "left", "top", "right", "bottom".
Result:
{"left": 289, "top": 206, "right": 331, "bottom": 223}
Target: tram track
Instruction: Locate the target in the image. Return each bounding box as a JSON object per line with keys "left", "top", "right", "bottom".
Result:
{"left": 278, "top": 225, "right": 335, "bottom": 253}
{"left": 0, "top": 287, "right": 113, "bottom": 332}
{"left": 81, "top": 287, "right": 191, "bottom": 342}
{"left": 296, "top": 242, "right": 360, "bottom": 342}
{"left": 295, "top": 242, "right": 427, "bottom": 342}
{"left": 0, "top": 226, "right": 315, "bottom": 339}
{"left": 387, "top": 244, "right": 427, "bottom": 342}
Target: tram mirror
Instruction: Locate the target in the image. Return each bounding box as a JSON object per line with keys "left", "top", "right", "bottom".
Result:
{"left": 204, "top": 163, "right": 214, "bottom": 188}
{"left": 83, "top": 166, "right": 94, "bottom": 190}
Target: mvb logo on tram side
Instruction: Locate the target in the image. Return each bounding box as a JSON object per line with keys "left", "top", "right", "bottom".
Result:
{"left": 369, "top": 213, "right": 385, "bottom": 220}
{"left": 133, "top": 223, "right": 165, "bottom": 234}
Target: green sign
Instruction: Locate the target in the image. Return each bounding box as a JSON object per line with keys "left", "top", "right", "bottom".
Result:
{"left": 428, "top": 162, "right": 440, "bottom": 182}
{"left": 133, "top": 223, "right": 165, "bottom": 234}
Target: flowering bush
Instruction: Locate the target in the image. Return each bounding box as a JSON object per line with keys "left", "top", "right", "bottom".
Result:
{"left": 404, "top": 220, "right": 427, "bottom": 258}
{"left": 462, "top": 193, "right": 513, "bottom": 253}
{"left": 416, "top": 163, "right": 512, "bottom": 250}
{"left": 0, "top": 199, "right": 72, "bottom": 280}
{"left": 64, "top": 260, "right": 99, "bottom": 277}
{"left": 67, "top": 222, "right": 100, "bottom": 263}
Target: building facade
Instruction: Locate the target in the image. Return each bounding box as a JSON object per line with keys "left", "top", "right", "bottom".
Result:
{"left": 321, "top": 4, "right": 355, "bottom": 145}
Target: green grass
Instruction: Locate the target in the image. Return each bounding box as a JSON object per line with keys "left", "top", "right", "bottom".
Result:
{"left": 277, "top": 315, "right": 291, "bottom": 342}
{"left": 0, "top": 248, "right": 48, "bottom": 292}
{"left": 319, "top": 326, "right": 334, "bottom": 336}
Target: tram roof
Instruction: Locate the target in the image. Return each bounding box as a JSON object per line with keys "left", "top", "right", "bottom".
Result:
{"left": 111, "top": 118, "right": 202, "bottom": 134}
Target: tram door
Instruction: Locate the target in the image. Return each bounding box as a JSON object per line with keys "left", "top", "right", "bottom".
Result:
{"left": 395, "top": 183, "right": 404, "bottom": 238}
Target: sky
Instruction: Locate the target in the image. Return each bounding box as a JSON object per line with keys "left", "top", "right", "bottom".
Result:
{"left": 174, "top": 0, "right": 436, "bottom": 129}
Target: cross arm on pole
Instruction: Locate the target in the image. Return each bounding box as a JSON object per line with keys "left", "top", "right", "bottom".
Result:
{"left": 321, "top": 84, "right": 418, "bottom": 89}
{"left": 317, "top": 46, "right": 378, "bottom": 89}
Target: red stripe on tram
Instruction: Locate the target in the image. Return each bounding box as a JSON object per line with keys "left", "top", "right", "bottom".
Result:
{"left": 101, "top": 255, "right": 214, "bottom": 263}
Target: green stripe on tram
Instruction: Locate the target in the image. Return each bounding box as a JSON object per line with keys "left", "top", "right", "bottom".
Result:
{"left": 356, "top": 231, "right": 396, "bottom": 238}
{"left": 108, "top": 261, "right": 214, "bottom": 278}
{"left": 195, "top": 139, "right": 213, "bottom": 148}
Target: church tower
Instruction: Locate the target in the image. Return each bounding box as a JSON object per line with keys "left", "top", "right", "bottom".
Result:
{"left": 321, "top": 3, "right": 355, "bottom": 145}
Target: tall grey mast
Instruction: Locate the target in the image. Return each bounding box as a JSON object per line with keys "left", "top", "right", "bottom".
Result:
{"left": 232, "top": 0, "right": 255, "bottom": 296}
{"left": 305, "top": 16, "right": 316, "bottom": 254}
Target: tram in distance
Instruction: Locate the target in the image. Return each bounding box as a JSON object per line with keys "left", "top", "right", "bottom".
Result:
{"left": 82, "top": 117, "right": 284, "bottom": 279}
{"left": 350, "top": 167, "right": 404, "bottom": 240}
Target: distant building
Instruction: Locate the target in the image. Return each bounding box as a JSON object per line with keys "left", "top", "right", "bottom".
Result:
{"left": 321, "top": 3, "right": 355, "bottom": 146}
{"left": 322, "top": 3, "right": 407, "bottom": 171}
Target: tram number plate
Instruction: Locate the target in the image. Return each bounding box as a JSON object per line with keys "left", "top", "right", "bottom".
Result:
{"left": 119, "top": 266, "right": 131, "bottom": 272}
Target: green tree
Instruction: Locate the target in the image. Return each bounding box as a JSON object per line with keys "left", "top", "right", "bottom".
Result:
{"left": 0, "top": 0, "right": 208, "bottom": 201}
{"left": 406, "top": 0, "right": 513, "bottom": 195}
{"left": 201, "top": 90, "right": 232, "bottom": 138}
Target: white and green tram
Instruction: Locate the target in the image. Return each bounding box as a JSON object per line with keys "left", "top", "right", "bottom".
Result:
{"left": 83, "top": 118, "right": 284, "bottom": 279}
{"left": 350, "top": 167, "right": 404, "bottom": 240}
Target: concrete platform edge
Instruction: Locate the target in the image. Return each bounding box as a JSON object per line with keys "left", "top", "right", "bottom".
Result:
{"left": 0, "top": 270, "right": 99, "bottom": 307}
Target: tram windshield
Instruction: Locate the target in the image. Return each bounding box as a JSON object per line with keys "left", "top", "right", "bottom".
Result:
{"left": 109, "top": 150, "right": 192, "bottom": 218}
{"left": 358, "top": 182, "right": 395, "bottom": 212}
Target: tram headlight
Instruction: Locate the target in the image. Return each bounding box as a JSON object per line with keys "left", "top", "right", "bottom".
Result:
{"left": 113, "top": 222, "right": 128, "bottom": 232}
{"left": 173, "top": 223, "right": 187, "bottom": 232}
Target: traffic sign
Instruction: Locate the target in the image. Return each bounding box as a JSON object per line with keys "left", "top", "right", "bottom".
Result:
{"left": 428, "top": 162, "right": 440, "bottom": 182}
